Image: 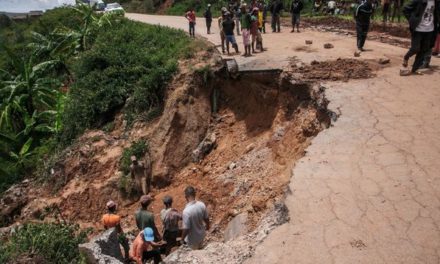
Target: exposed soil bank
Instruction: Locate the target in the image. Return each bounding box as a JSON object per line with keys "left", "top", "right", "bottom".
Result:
{"left": 0, "top": 52, "right": 332, "bottom": 263}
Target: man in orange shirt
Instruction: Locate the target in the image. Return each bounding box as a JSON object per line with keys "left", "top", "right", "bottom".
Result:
{"left": 102, "top": 200, "right": 129, "bottom": 261}
{"left": 130, "top": 227, "right": 163, "bottom": 264}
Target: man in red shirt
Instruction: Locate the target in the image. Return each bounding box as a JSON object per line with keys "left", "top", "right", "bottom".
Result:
{"left": 185, "top": 8, "right": 196, "bottom": 37}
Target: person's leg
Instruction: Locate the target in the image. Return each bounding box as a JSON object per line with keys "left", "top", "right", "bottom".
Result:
{"left": 262, "top": 21, "right": 266, "bottom": 33}
{"left": 291, "top": 13, "right": 295, "bottom": 32}
{"left": 232, "top": 36, "right": 239, "bottom": 53}
{"left": 356, "top": 23, "right": 362, "bottom": 50}
{"left": 276, "top": 15, "right": 281, "bottom": 32}
{"left": 404, "top": 31, "right": 422, "bottom": 66}
{"left": 412, "top": 32, "right": 432, "bottom": 72}
{"left": 236, "top": 19, "right": 241, "bottom": 35}
{"left": 226, "top": 36, "right": 231, "bottom": 54}
{"left": 271, "top": 15, "right": 276, "bottom": 32}
{"left": 434, "top": 34, "right": 440, "bottom": 54}
{"left": 221, "top": 33, "right": 226, "bottom": 53}
{"left": 143, "top": 250, "right": 162, "bottom": 264}
{"left": 296, "top": 14, "right": 301, "bottom": 32}
{"left": 251, "top": 34, "right": 256, "bottom": 53}
{"left": 360, "top": 24, "right": 369, "bottom": 49}
{"left": 118, "top": 234, "right": 130, "bottom": 260}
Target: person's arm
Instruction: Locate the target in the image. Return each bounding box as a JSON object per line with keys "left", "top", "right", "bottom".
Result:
{"left": 204, "top": 207, "right": 210, "bottom": 231}
{"left": 130, "top": 165, "right": 134, "bottom": 179}
{"left": 181, "top": 211, "right": 190, "bottom": 242}
{"left": 135, "top": 245, "right": 143, "bottom": 264}
{"left": 403, "top": 0, "right": 417, "bottom": 20}
{"left": 115, "top": 223, "right": 123, "bottom": 233}
{"left": 299, "top": 1, "right": 304, "bottom": 11}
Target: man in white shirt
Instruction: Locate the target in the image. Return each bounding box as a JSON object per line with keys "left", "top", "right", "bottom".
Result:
{"left": 181, "top": 186, "right": 210, "bottom": 250}
{"left": 402, "top": 0, "right": 440, "bottom": 73}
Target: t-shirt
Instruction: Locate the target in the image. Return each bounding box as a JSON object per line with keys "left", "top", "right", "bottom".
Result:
{"left": 186, "top": 11, "right": 196, "bottom": 23}
{"left": 241, "top": 13, "right": 252, "bottom": 30}
{"left": 182, "top": 200, "right": 208, "bottom": 247}
{"left": 160, "top": 208, "right": 182, "bottom": 232}
{"left": 135, "top": 209, "right": 155, "bottom": 231}
{"left": 223, "top": 19, "right": 236, "bottom": 36}
{"left": 129, "top": 232, "right": 153, "bottom": 264}
{"left": 102, "top": 213, "right": 121, "bottom": 228}
{"left": 416, "top": 0, "right": 435, "bottom": 32}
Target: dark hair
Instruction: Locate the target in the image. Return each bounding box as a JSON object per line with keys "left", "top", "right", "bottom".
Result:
{"left": 162, "top": 195, "right": 173, "bottom": 206}
{"left": 108, "top": 206, "right": 116, "bottom": 213}
{"left": 184, "top": 186, "right": 196, "bottom": 198}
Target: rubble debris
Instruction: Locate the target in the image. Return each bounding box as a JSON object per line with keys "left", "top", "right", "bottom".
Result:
{"left": 323, "top": 43, "right": 334, "bottom": 49}
{"left": 224, "top": 213, "right": 248, "bottom": 242}
{"left": 354, "top": 51, "right": 361, "bottom": 57}
{"left": 192, "top": 132, "right": 217, "bottom": 163}
{"left": 378, "top": 58, "right": 390, "bottom": 65}
{"left": 305, "top": 40, "right": 313, "bottom": 45}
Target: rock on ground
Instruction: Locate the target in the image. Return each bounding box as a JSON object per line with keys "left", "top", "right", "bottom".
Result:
{"left": 79, "top": 228, "right": 124, "bottom": 264}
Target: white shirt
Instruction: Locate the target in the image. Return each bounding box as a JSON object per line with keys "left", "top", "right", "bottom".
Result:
{"left": 416, "top": 0, "right": 435, "bottom": 32}
{"left": 182, "top": 200, "right": 208, "bottom": 248}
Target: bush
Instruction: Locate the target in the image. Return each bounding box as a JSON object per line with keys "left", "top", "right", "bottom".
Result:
{"left": 0, "top": 223, "right": 88, "bottom": 264}
{"left": 61, "top": 19, "right": 191, "bottom": 144}
{"left": 120, "top": 139, "right": 149, "bottom": 175}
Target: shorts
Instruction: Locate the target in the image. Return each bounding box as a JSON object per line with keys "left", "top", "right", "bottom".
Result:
{"left": 242, "top": 29, "right": 250, "bottom": 46}
{"left": 292, "top": 13, "right": 300, "bottom": 25}
{"left": 226, "top": 35, "right": 237, "bottom": 44}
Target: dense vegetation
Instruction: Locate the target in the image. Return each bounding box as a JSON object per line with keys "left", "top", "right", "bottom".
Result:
{"left": 0, "top": 4, "right": 192, "bottom": 194}
{"left": 0, "top": 223, "right": 88, "bottom": 263}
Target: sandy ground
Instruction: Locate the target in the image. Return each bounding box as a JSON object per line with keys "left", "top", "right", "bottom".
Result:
{"left": 126, "top": 13, "right": 440, "bottom": 264}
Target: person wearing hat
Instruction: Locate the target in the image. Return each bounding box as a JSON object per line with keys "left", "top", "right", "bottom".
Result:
{"left": 135, "top": 195, "right": 161, "bottom": 241}
{"left": 218, "top": 7, "right": 228, "bottom": 54}
{"left": 130, "top": 154, "right": 152, "bottom": 195}
{"left": 204, "top": 4, "right": 213, "bottom": 34}
{"left": 102, "top": 200, "right": 129, "bottom": 261}
{"left": 160, "top": 195, "right": 182, "bottom": 255}
{"left": 129, "top": 227, "right": 163, "bottom": 264}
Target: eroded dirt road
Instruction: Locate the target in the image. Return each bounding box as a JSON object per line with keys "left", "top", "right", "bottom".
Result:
{"left": 127, "top": 14, "right": 440, "bottom": 263}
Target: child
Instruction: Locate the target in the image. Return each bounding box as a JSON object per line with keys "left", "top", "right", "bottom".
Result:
{"left": 290, "top": 0, "right": 304, "bottom": 33}
{"left": 250, "top": 8, "right": 260, "bottom": 53}
{"left": 185, "top": 8, "right": 196, "bottom": 37}
{"left": 240, "top": 4, "right": 252, "bottom": 56}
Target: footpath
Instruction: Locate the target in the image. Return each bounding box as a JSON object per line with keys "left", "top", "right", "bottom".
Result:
{"left": 128, "top": 13, "right": 440, "bottom": 263}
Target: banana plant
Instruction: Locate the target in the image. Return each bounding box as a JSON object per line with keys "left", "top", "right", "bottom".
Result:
{"left": 7, "top": 137, "right": 34, "bottom": 170}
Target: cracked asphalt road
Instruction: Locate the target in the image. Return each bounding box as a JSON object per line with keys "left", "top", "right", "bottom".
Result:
{"left": 127, "top": 13, "right": 440, "bottom": 264}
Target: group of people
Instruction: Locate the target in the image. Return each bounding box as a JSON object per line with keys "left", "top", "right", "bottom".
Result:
{"left": 355, "top": 0, "right": 440, "bottom": 74}
{"left": 102, "top": 186, "right": 209, "bottom": 264}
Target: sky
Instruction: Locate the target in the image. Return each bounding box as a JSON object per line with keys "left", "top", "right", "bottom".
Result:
{"left": 0, "top": 0, "right": 76, "bottom": 13}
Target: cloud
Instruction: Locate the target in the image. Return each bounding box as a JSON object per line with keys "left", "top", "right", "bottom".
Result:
{"left": 0, "top": 0, "right": 76, "bottom": 13}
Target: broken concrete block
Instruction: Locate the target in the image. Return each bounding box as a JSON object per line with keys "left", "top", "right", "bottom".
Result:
{"left": 305, "top": 40, "right": 313, "bottom": 45}
{"left": 224, "top": 213, "right": 248, "bottom": 242}
{"left": 191, "top": 132, "right": 217, "bottom": 162}
{"left": 400, "top": 69, "right": 412, "bottom": 76}
{"left": 323, "top": 43, "right": 334, "bottom": 49}
{"left": 378, "top": 58, "right": 390, "bottom": 65}
{"left": 78, "top": 228, "right": 124, "bottom": 264}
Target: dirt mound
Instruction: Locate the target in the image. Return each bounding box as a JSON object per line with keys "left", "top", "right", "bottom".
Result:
{"left": 288, "top": 58, "right": 374, "bottom": 82}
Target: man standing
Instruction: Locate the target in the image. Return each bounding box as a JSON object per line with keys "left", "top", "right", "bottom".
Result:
{"left": 241, "top": 4, "right": 252, "bottom": 56}
{"left": 219, "top": 7, "right": 228, "bottom": 54}
{"left": 270, "top": 0, "right": 284, "bottom": 32}
{"left": 181, "top": 186, "right": 210, "bottom": 250}
{"left": 160, "top": 195, "right": 182, "bottom": 255}
{"left": 234, "top": 4, "right": 242, "bottom": 35}
{"left": 185, "top": 8, "right": 196, "bottom": 37}
{"left": 290, "top": 0, "right": 304, "bottom": 33}
{"left": 102, "top": 200, "right": 129, "bottom": 261}
{"left": 130, "top": 155, "right": 151, "bottom": 195}
{"left": 223, "top": 11, "right": 240, "bottom": 55}
{"left": 383, "top": 0, "right": 391, "bottom": 23}
{"left": 135, "top": 195, "right": 161, "bottom": 241}
{"left": 204, "top": 4, "right": 213, "bottom": 34}
{"left": 403, "top": 0, "right": 439, "bottom": 73}
{"left": 355, "top": 0, "right": 374, "bottom": 51}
